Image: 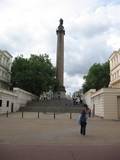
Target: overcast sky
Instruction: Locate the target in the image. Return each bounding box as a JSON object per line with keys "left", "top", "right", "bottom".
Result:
{"left": 0, "top": 0, "right": 120, "bottom": 94}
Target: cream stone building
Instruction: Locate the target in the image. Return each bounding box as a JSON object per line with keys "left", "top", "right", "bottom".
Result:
{"left": 91, "top": 88, "right": 120, "bottom": 119}
{"left": 0, "top": 50, "right": 12, "bottom": 90}
{"left": 0, "top": 88, "right": 37, "bottom": 114}
{"left": 84, "top": 49, "right": 120, "bottom": 120}
{"left": 109, "top": 49, "right": 120, "bottom": 88}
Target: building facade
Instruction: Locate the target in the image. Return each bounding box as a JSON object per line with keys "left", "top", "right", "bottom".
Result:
{"left": 91, "top": 88, "right": 120, "bottom": 119}
{"left": 0, "top": 88, "right": 38, "bottom": 114}
{"left": 0, "top": 50, "right": 38, "bottom": 114}
{"left": 84, "top": 49, "right": 120, "bottom": 120}
{"left": 0, "top": 50, "right": 12, "bottom": 90}
{"left": 109, "top": 49, "right": 120, "bottom": 88}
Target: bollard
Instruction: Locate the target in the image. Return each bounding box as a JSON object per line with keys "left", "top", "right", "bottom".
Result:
{"left": 70, "top": 112, "right": 72, "bottom": 119}
{"left": 22, "top": 111, "right": 24, "bottom": 118}
{"left": 54, "top": 112, "right": 55, "bottom": 119}
{"left": 38, "top": 112, "right": 39, "bottom": 118}
{"left": 6, "top": 111, "right": 8, "bottom": 118}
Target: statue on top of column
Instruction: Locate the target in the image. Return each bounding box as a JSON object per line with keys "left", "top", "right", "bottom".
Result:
{"left": 59, "top": 18, "right": 63, "bottom": 26}
{"left": 57, "top": 18, "right": 65, "bottom": 34}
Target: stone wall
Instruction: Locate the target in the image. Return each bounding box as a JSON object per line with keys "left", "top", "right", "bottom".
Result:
{"left": 0, "top": 88, "right": 38, "bottom": 114}
{"left": 103, "top": 88, "right": 119, "bottom": 119}
{"left": 91, "top": 88, "right": 120, "bottom": 120}
{"left": 91, "top": 89, "right": 104, "bottom": 118}
{"left": 13, "top": 88, "right": 37, "bottom": 107}
{"left": 0, "top": 89, "right": 18, "bottom": 114}
{"left": 84, "top": 89, "right": 96, "bottom": 110}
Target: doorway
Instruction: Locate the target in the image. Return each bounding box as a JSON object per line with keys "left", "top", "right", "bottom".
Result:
{"left": 11, "top": 103, "right": 14, "bottom": 113}
{"left": 117, "top": 96, "right": 120, "bottom": 119}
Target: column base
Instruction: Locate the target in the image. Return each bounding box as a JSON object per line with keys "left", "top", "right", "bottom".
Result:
{"left": 54, "top": 86, "right": 66, "bottom": 99}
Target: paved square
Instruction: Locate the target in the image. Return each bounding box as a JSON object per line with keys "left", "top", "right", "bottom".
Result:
{"left": 0, "top": 112, "right": 120, "bottom": 145}
{"left": 1, "top": 112, "right": 120, "bottom": 160}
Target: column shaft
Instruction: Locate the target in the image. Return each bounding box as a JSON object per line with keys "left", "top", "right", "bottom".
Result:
{"left": 56, "top": 33, "right": 64, "bottom": 86}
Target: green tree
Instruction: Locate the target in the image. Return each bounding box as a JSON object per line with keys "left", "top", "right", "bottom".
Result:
{"left": 11, "top": 54, "right": 57, "bottom": 95}
{"left": 82, "top": 61, "right": 110, "bottom": 93}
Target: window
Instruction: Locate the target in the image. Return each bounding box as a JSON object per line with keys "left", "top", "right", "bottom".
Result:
{"left": 6, "top": 100, "right": 9, "bottom": 107}
{"left": 116, "top": 55, "right": 118, "bottom": 63}
{"left": 112, "top": 74, "right": 114, "bottom": 81}
{"left": 0, "top": 100, "right": 2, "bottom": 107}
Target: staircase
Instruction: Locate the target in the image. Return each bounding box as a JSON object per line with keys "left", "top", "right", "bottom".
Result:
{"left": 20, "top": 99, "right": 84, "bottom": 113}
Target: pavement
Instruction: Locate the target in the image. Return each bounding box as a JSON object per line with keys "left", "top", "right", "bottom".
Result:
{"left": 0, "top": 112, "right": 120, "bottom": 159}
{"left": 1, "top": 144, "right": 120, "bottom": 160}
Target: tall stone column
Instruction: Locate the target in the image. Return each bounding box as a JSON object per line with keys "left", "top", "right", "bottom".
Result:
{"left": 56, "top": 19, "right": 66, "bottom": 98}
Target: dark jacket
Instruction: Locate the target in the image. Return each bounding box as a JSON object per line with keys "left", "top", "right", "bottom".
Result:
{"left": 80, "top": 114, "right": 87, "bottom": 125}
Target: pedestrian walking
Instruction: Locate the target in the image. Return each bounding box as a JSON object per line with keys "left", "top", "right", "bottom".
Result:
{"left": 79, "top": 110, "right": 87, "bottom": 136}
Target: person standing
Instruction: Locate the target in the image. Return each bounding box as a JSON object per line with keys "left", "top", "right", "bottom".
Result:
{"left": 80, "top": 110, "right": 87, "bottom": 136}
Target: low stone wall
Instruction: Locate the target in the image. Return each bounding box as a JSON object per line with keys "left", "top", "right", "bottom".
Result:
{"left": 91, "top": 88, "right": 120, "bottom": 120}
{"left": 84, "top": 89, "right": 96, "bottom": 110}
{"left": 91, "top": 89, "right": 104, "bottom": 118}
{"left": 0, "top": 88, "right": 38, "bottom": 114}
{"left": 13, "top": 88, "right": 38, "bottom": 108}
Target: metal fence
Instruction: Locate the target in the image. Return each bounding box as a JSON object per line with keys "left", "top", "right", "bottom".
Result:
{"left": 1, "top": 111, "right": 79, "bottom": 120}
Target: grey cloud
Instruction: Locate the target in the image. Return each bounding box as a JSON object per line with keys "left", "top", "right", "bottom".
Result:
{"left": 64, "top": 34, "right": 112, "bottom": 76}
{"left": 0, "top": 26, "right": 50, "bottom": 56}
{"left": 0, "top": 29, "right": 33, "bottom": 52}
{"left": 69, "top": 19, "right": 110, "bottom": 40}
{"left": 99, "top": 0, "right": 120, "bottom": 5}
{"left": 63, "top": 5, "right": 120, "bottom": 76}
{"left": 79, "top": 24, "right": 109, "bottom": 38}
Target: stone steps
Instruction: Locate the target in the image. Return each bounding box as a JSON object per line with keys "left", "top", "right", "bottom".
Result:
{"left": 20, "top": 99, "right": 84, "bottom": 113}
